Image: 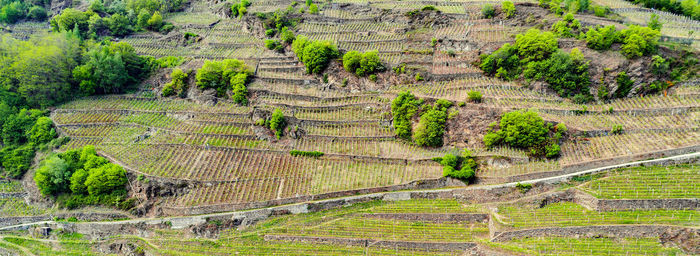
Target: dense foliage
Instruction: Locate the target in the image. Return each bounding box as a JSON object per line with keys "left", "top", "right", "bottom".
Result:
{"left": 391, "top": 91, "right": 422, "bottom": 140}
{"left": 34, "top": 145, "right": 132, "bottom": 210}
{"left": 162, "top": 68, "right": 188, "bottom": 97}
{"left": 481, "top": 29, "right": 590, "bottom": 100}
{"left": 269, "top": 108, "right": 285, "bottom": 139}
{"left": 291, "top": 36, "right": 339, "bottom": 74}
{"left": 73, "top": 42, "right": 154, "bottom": 95}
{"left": 231, "top": 0, "right": 251, "bottom": 18}
{"left": 195, "top": 59, "right": 253, "bottom": 104}
{"left": 438, "top": 149, "right": 478, "bottom": 181}
{"left": 484, "top": 110, "right": 564, "bottom": 158}
{"left": 413, "top": 99, "right": 452, "bottom": 147}
{"left": 502, "top": 1, "right": 516, "bottom": 18}
{"left": 342, "top": 50, "right": 384, "bottom": 76}
{"left": 0, "top": 0, "right": 47, "bottom": 24}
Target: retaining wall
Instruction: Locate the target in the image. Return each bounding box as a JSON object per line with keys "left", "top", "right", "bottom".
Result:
{"left": 361, "top": 213, "right": 489, "bottom": 223}
{"left": 491, "top": 225, "right": 699, "bottom": 242}
{"left": 263, "top": 234, "right": 478, "bottom": 251}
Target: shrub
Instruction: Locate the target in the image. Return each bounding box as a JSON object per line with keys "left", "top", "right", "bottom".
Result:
{"left": 265, "top": 39, "right": 280, "bottom": 50}
{"left": 391, "top": 91, "right": 422, "bottom": 140}
{"left": 147, "top": 11, "right": 163, "bottom": 30}
{"left": 482, "top": 4, "right": 495, "bottom": 18}
{"left": 467, "top": 90, "right": 482, "bottom": 103}
{"left": 415, "top": 73, "right": 423, "bottom": 81}
{"left": 610, "top": 124, "right": 624, "bottom": 135}
{"left": 422, "top": 5, "right": 437, "bottom": 11}
{"left": 265, "top": 29, "right": 276, "bottom": 37}
{"left": 502, "top": 1, "right": 515, "bottom": 18}
{"left": 290, "top": 150, "right": 324, "bottom": 157}
{"left": 585, "top": 25, "right": 618, "bottom": 50}
{"left": 1, "top": 145, "right": 35, "bottom": 178}
{"left": 342, "top": 51, "right": 384, "bottom": 76}
{"left": 27, "top": 6, "right": 47, "bottom": 20}
{"left": 516, "top": 183, "right": 532, "bottom": 193}
{"left": 34, "top": 155, "right": 71, "bottom": 196}
{"left": 480, "top": 43, "right": 520, "bottom": 81}
{"left": 545, "top": 143, "right": 560, "bottom": 158}
{"left": 413, "top": 100, "right": 452, "bottom": 147}
{"left": 162, "top": 68, "right": 188, "bottom": 98}
{"left": 647, "top": 13, "right": 662, "bottom": 31}
{"left": 292, "top": 36, "right": 339, "bottom": 74}
{"left": 269, "top": 108, "right": 285, "bottom": 139}
{"left": 523, "top": 48, "right": 590, "bottom": 98}
{"left": 280, "top": 27, "right": 295, "bottom": 44}
{"left": 515, "top": 29, "right": 558, "bottom": 62}
{"left": 440, "top": 150, "right": 478, "bottom": 182}
{"left": 369, "top": 74, "right": 377, "bottom": 82}
{"left": 593, "top": 5, "right": 607, "bottom": 17}
{"left": 619, "top": 25, "right": 660, "bottom": 59}
{"left": 614, "top": 71, "right": 634, "bottom": 98}
{"left": 309, "top": 3, "right": 318, "bottom": 14}
{"left": 551, "top": 13, "right": 580, "bottom": 38}
{"left": 195, "top": 59, "right": 252, "bottom": 100}
{"left": 484, "top": 110, "right": 548, "bottom": 149}
{"left": 431, "top": 38, "right": 437, "bottom": 47}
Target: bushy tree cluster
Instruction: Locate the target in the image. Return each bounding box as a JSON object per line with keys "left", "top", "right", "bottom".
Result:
{"left": 268, "top": 108, "right": 285, "bottom": 139}
{"left": 551, "top": 13, "right": 581, "bottom": 38}
{"left": 523, "top": 48, "right": 591, "bottom": 99}
{"left": 481, "top": 29, "right": 590, "bottom": 100}
{"left": 342, "top": 51, "right": 385, "bottom": 76}
{"left": 438, "top": 149, "right": 478, "bottom": 182}
{"left": 0, "top": 109, "right": 58, "bottom": 178}
{"left": 0, "top": 0, "right": 47, "bottom": 24}
{"left": 391, "top": 91, "right": 422, "bottom": 140}
{"left": 231, "top": 0, "right": 251, "bottom": 18}
{"left": 584, "top": 25, "right": 618, "bottom": 50}
{"left": 195, "top": 59, "right": 253, "bottom": 104}
{"left": 483, "top": 110, "right": 564, "bottom": 158}
{"left": 291, "top": 36, "right": 339, "bottom": 74}
{"left": 51, "top": 0, "right": 181, "bottom": 38}
{"left": 614, "top": 71, "right": 634, "bottom": 98}
{"left": 413, "top": 99, "right": 452, "bottom": 147}
{"left": 73, "top": 42, "right": 153, "bottom": 95}
{"left": 34, "top": 145, "right": 132, "bottom": 210}
{"left": 619, "top": 25, "right": 660, "bottom": 58}
{"left": 162, "top": 68, "right": 188, "bottom": 98}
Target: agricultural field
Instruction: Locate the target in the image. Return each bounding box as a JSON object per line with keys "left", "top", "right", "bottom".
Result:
{"left": 0, "top": 0, "right": 698, "bottom": 254}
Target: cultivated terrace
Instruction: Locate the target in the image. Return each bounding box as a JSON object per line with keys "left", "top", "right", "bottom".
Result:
{"left": 0, "top": 0, "right": 697, "bottom": 254}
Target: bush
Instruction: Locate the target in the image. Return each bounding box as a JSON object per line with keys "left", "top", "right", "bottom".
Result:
{"left": 27, "top": 117, "right": 57, "bottom": 145}
{"left": 467, "top": 90, "right": 482, "bottom": 103}
{"left": 1, "top": 145, "right": 35, "bottom": 178}
{"left": 195, "top": 59, "right": 252, "bottom": 100}
{"left": 584, "top": 25, "right": 618, "bottom": 50}
{"left": 482, "top": 4, "right": 495, "bottom": 18}
{"left": 27, "top": 6, "right": 47, "bottom": 20}
{"left": 34, "top": 155, "right": 71, "bottom": 196}
{"left": 391, "top": 91, "right": 422, "bottom": 140}
{"left": 415, "top": 73, "right": 423, "bottom": 81}
{"left": 309, "top": 3, "right": 318, "bottom": 14}
{"left": 551, "top": 13, "right": 580, "bottom": 38}
{"left": 647, "top": 13, "right": 662, "bottom": 31}
{"left": 545, "top": 143, "right": 560, "bottom": 158}
{"left": 479, "top": 43, "right": 520, "bottom": 81}
{"left": 147, "top": 11, "right": 163, "bottom": 30}
{"left": 516, "top": 183, "right": 532, "bottom": 193}
{"left": 269, "top": 108, "right": 285, "bottom": 139}
{"left": 290, "top": 150, "right": 324, "bottom": 157}
{"left": 342, "top": 51, "right": 384, "bottom": 76}
{"left": 610, "top": 124, "right": 623, "bottom": 135}
{"left": 485, "top": 110, "right": 548, "bottom": 149}
{"left": 280, "top": 27, "right": 295, "bottom": 44}
{"left": 413, "top": 100, "right": 452, "bottom": 147}
{"left": 619, "top": 25, "right": 660, "bottom": 59}
{"left": 524, "top": 48, "right": 590, "bottom": 98}
{"left": 265, "top": 29, "right": 276, "bottom": 37}
{"left": 292, "top": 36, "right": 339, "bottom": 74}
{"left": 162, "top": 68, "right": 188, "bottom": 98}
{"left": 515, "top": 29, "right": 558, "bottom": 62}
{"left": 502, "top": 1, "right": 515, "bottom": 18}
{"left": 614, "top": 71, "right": 634, "bottom": 98}
{"left": 593, "top": 5, "right": 607, "bottom": 17}
{"left": 440, "top": 150, "right": 478, "bottom": 182}
{"left": 265, "top": 39, "right": 280, "bottom": 50}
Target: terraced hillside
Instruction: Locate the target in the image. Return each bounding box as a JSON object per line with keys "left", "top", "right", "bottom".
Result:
{"left": 0, "top": 0, "right": 699, "bottom": 254}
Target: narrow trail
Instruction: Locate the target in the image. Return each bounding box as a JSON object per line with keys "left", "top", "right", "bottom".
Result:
{"left": 1, "top": 151, "right": 697, "bottom": 232}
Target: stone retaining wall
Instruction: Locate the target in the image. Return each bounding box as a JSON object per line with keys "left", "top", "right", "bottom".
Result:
{"left": 361, "top": 213, "right": 489, "bottom": 223}
{"left": 263, "top": 234, "right": 478, "bottom": 251}
{"left": 490, "top": 225, "right": 698, "bottom": 242}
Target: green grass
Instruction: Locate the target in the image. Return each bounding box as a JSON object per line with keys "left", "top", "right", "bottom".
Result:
{"left": 499, "top": 202, "right": 699, "bottom": 228}
{"left": 498, "top": 237, "right": 686, "bottom": 255}
{"left": 581, "top": 165, "right": 700, "bottom": 199}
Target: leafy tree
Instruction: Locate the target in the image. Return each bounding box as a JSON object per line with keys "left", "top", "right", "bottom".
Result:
{"left": 107, "top": 13, "right": 132, "bottom": 36}
{"left": 502, "top": 1, "right": 515, "bottom": 18}
{"left": 514, "top": 29, "right": 558, "bottom": 62}
{"left": 269, "top": 108, "right": 285, "bottom": 139}
{"left": 137, "top": 9, "right": 150, "bottom": 29}
{"left": 69, "top": 168, "right": 89, "bottom": 194}
{"left": 34, "top": 155, "right": 71, "bottom": 196}
{"left": 1, "top": 145, "right": 34, "bottom": 178}
{"left": 484, "top": 110, "right": 548, "bottom": 149}
{"left": 87, "top": 14, "right": 108, "bottom": 38}
{"left": 26, "top": 117, "right": 56, "bottom": 145}
{"left": 413, "top": 100, "right": 452, "bottom": 147}
{"left": 53, "top": 8, "right": 90, "bottom": 34}
{"left": 619, "top": 25, "right": 660, "bottom": 59}
{"left": 27, "top": 6, "right": 46, "bottom": 20}
{"left": 2, "top": 109, "right": 42, "bottom": 146}
{"left": 523, "top": 48, "right": 590, "bottom": 98}
{"left": 147, "top": 11, "right": 163, "bottom": 30}
{"left": 479, "top": 43, "right": 520, "bottom": 81}
{"left": 73, "top": 46, "right": 128, "bottom": 95}
{"left": 0, "top": 1, "right": 26, "bottom": 24}
{"left": 391, "top": 91, "right": 422, "bottom": 140}
{"left": 584, "top": 25, "right": 618, "bottom": 50}
{"left": 85, "top": 163, "right": 127, "bottom": 196}
{"left": 280, "top": 27, "right": 295, "bottom": 44}
{"left": 481, "top": 4, "right": 495, "bottom": 18}
{"left": 195, "top": 59, "right": 252, "bottom": 99}
{"left": 162, "top": 68, "right": 188, "bottom": 97}
{"left": 293, "top": 39, "right": 338, "bottom": 74}
{"left": 647, "top": 13, "right": 662, "bottom": 31}
{"left": 342, "top": 51, "right": 384, "bottom": 76}
{"left": 614, "top": 71, "right": 634, "bottom": 98}
{"left": 309, "top": 3, "right": 318, "bottom": 14}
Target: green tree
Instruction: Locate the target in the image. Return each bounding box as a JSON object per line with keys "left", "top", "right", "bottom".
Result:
{"left": 26, "top": 117, "right": 56, "bottom": 145}
{"left": 647, "top": 13, "right": 662, "bottom": 31}
{"left": 484, "top": 110, "right": 548, "bottom": 149}
{"left": 27, "top": 6, "right": 47, "bottom": 20}
{"left": 391, "top": 91, "right": 421, "bottom": 140}
{"left": 514, "top": 29, "right": 558, "bottom": 62}
{"left": 54, "top": 8, "right": 90, "bottom": 34}
{"left": 1, "top": 145, "right": 35, "bottom": 178}
{"left": 69, "top": 168, "right": 89, "bottom": 194}
{"left": 299, "top": 40, "right": 339, "bottom": 74}
{"left": 34, "top": 155, "right": 71, "bottom": 196}
{"left": 137, "top": 9, "right": 150, "bottom": 29}
{"left": 413, "top": 100, "right": 452, "bottom": 147}
{"left": 107, "top": 13, "right": 132, "bottom": 36}
{"left": 269, "top": 108, "right": 285, "bottom": 139}
{"left": 85, "top": 163, "right": 127, "bottom": 196}
{"left": 502, "top": 1, "right": 515, "bottom": 18}
{"left": 147, "top": 11, "right": 163, "bottom": 30}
